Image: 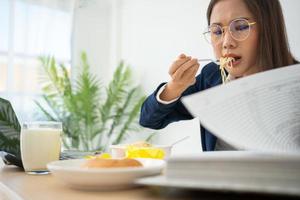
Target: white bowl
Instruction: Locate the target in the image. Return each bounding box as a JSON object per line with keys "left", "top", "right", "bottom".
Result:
{"left": 110, "top": 144, "right": 172, "bottom": 160}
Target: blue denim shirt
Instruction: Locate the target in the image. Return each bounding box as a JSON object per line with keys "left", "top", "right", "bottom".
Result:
{"left": 139, "top": 62, "right": 222, "bottom": 151}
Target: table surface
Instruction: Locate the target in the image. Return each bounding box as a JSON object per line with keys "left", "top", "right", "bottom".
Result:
{"left": 0, "top": 165, "right": 298, "bottom": 200}
{"left": 0, "top": 165, "right": 167, "bottom": 200}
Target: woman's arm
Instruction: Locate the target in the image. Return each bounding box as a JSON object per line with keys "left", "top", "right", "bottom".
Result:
{"left": 139, "top": 54, "right": 199, "bottom": 129}
{"left": 139, "top": 62, "right": 220, "bottom": 130}
{"left": 139, "top": 76, "right": 202, "bottom": 129}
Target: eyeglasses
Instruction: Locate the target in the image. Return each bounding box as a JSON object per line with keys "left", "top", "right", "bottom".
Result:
{"left": 203, "top": 18, "right": 256, "bottom": 45}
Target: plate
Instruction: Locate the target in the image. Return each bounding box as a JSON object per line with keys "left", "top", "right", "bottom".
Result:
{"left": 47, "top": 158, "right": 165, "bottom": 190}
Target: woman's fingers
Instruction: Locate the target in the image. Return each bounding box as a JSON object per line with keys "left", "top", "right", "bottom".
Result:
{"left": 169, "top": 55, "right": 191, "bottom": 75}
{"left": 172, "top": 62, "right": 199, "bottom": 84}
{"left": 184, "top": 63, "right": 200, "bottom": 80}
{"left": 172, "top": 58, "right": 198, "bottom": 79}
{"left": 178, "top": 53, "right": 186, "bottom": 59}
{"left": 167, "top": 53, "right": 200, "bottom": 91}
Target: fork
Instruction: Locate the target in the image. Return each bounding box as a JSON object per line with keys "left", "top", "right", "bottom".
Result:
{"left": 198, "top": 59, "right": 220, "bottom": 65}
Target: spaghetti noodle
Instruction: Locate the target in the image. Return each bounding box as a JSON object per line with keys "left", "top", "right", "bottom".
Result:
{"left": 219, "top": 57, "right": 235, "bottom": 84}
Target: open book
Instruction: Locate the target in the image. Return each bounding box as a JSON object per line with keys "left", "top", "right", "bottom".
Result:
{"left": 137, "top": 65, "right": 300, "bottom": 196}
{"left": 136, "top": 151, "right": 300, "bottom": 196}
{"left": 182, "top": 64, "right": 300, "bottom": 152}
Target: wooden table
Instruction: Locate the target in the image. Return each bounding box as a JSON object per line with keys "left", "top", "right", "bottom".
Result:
{"left": 0, "top": 165, "right": 197, "bottom": 200}
{"left": 0, "top": 165, "right": 298, "bottom": 200}
{"left": 0, "top": 165, "right": 168, "bottom": 200}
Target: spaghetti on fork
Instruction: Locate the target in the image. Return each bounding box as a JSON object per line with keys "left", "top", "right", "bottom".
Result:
{"left": 219, "top": 57, "right": 235, "bottom": 84}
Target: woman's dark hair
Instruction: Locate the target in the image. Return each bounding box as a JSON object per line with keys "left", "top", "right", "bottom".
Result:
{"left": 206, "top": 0, "right": 298, "bottom": 70}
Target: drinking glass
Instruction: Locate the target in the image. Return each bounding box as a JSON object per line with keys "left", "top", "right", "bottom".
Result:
{"left": 20, "top": 121, "right": 62, "bottom": 174}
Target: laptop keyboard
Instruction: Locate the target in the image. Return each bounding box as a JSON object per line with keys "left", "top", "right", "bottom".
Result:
{"left": 60, "top": 150, "right": 102, "bottom": 160}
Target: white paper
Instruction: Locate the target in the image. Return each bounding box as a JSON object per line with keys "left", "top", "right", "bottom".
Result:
{"left": 182, "top": 64, "right": 300, "bottom": 152}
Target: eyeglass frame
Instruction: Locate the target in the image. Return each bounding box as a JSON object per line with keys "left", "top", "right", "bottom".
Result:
{"left": 203, "top": 18, "right": 256, "bottom": 45}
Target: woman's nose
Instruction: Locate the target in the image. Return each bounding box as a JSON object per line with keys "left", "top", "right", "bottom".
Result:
{"left": 222, "top": 30, "right": 237, "bottom": 49}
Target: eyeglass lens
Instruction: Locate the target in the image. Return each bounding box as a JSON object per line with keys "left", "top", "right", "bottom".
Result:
{"left": 205, "top": 19, "right": 252, "bottom": 44}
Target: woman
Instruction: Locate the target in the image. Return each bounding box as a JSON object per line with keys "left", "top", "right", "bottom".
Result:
{"left": 139, "top": 0, "right": 298, "bottom": 151}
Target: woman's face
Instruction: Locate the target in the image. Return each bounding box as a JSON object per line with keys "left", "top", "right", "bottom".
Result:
{"left": 210, "top": 0, "right": 260, "bottom": 77}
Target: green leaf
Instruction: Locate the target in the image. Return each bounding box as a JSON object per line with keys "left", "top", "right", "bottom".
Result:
{"left": 36, "top": 52, "right": 147, "bottom": 151}
{"left": 112, "top": 96, "right": 146, "bottom": 145}
{"left": 0, "top": 98, "right": 21, "bottom": 158}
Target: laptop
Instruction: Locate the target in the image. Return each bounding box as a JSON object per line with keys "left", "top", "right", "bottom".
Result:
{"left": 0, "top": 97, "right": 23, "bottom": 168}
{"left": 0, "top": 97, "right": 100, "bottom": 169}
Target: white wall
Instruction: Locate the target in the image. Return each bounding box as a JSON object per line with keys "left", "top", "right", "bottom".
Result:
{"left": 281, "top": 0, "right": 300, "bottom": 61}
{"left": 120, "top": 0, "right": 212, "bottom": 92}
{"left": 72, "top": 0, "right": 300, "bottom": 155}
{"left": 72, "top": 0, "right": 113, "bottom": 83}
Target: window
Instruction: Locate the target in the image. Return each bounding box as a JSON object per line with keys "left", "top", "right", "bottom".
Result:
{"left": 0, "top": 0, "right": 74, "bottom": 121}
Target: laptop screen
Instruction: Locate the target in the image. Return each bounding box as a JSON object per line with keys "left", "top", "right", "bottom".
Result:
{"left": 0, "top": 97, "right": 23, "bottom": 168}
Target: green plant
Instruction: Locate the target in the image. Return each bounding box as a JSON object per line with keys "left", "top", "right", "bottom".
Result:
{"left": 0, "top": 98, "right": 21, "bottom": 158}
{"left": 35, "top": 52, "right": 147, "bottom": 151}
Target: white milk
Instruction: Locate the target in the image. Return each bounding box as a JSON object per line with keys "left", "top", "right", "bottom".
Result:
{"left": 21, "top": 128, "right": 61, "bottom": 172}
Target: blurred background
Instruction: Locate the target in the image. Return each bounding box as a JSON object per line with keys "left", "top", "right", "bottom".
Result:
{"left": 0, "top": 0, "right": 299, "bottom": 154}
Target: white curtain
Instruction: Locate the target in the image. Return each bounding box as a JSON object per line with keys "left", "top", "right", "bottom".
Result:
{"left": 0, "top": 0, "right": 75, "bottom": 122}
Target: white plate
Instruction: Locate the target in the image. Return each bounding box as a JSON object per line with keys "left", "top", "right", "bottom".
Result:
{"left": 47, "top": 158, "right": 165, "bottom": 190}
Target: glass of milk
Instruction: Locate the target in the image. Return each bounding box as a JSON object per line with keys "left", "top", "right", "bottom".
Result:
{"left": 20, "top": 121, "right": 62, "bottom": 174}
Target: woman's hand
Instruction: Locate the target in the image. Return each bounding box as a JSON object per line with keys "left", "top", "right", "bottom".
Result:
{"left": 160, "top": 54, "right": 200, "bottom": 101}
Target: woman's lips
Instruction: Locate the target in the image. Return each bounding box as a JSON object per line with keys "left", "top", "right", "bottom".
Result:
{"left": 222, "top": 53, "right": 242, "bottom": 68}
{"left": 232, "top": 57, "right": 241, "bottom": 66}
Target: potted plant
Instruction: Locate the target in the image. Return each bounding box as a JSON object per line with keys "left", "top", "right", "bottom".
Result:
{"left": 35, "top": 52, "right": 149, "bottom": 151}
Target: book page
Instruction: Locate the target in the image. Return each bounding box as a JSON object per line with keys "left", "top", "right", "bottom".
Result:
{"left": 182, "top": 64, "right": 300, "bottom": 152}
